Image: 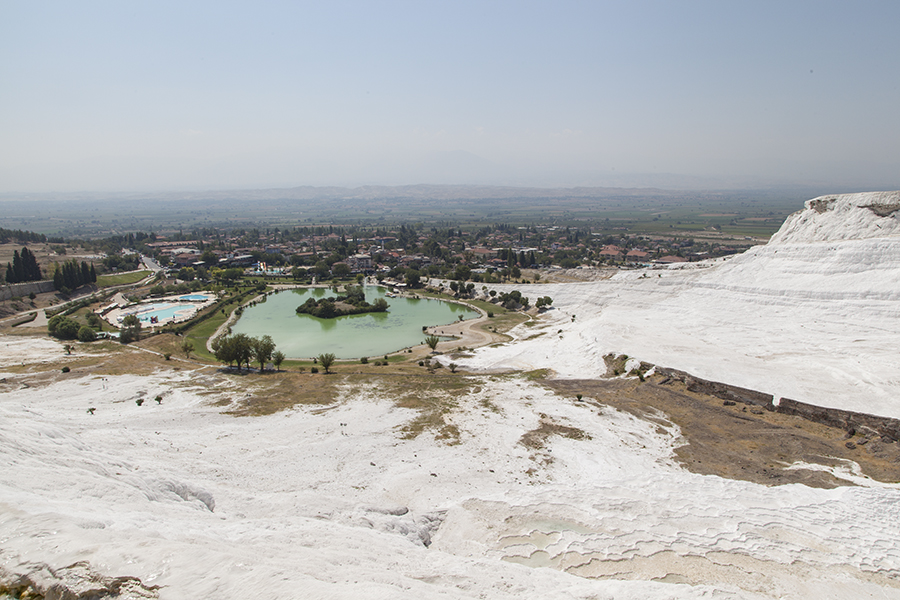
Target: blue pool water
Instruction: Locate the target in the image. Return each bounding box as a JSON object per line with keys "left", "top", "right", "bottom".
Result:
{"left": 133, "top": 304, "right": 186, "bottom": 323}
{"left": 179, "top": 294, "right": 211, "bottom": 301}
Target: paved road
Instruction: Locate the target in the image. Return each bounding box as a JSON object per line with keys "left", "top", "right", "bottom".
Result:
{"left": 141, "top": 255, "right": 163, "bottom": 272}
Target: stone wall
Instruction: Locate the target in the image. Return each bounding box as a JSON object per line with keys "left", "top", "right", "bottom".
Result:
{"left": 777, "top": 398, "right": 900, "bottom": 440}
{"left": 654, "top": 366, "right": 775, "bottom": 409}
{"left": 649, "top": 364, "right": 899, "bottom": 440}
{"left": 0, "top": 280, "right": 56, "bottom": 301}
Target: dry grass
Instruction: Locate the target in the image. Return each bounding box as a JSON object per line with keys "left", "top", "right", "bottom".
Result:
{"left": 545, "top": 375, "right": 900, "bottom": 488}
{"left": 520, "top": 414, "right": 591, "bottom": 450}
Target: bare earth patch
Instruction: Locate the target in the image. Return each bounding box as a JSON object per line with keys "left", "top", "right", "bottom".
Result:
{"left": 545, "top": 375, "right": 900, "bottom": 488}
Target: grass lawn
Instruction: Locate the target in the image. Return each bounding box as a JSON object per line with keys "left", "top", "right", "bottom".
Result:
{"left": 97, "top": 270, "right": 151, "bottom": 287}
{"left": 182, "top": 308, "right": 230, "bottom": 361}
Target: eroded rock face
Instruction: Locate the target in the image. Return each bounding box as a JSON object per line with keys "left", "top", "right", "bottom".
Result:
{"left": 0, "top": 561, "right": 159, "bottom": 600}
{"left": 770, "top": 191, "right": 900, "bottom": 244}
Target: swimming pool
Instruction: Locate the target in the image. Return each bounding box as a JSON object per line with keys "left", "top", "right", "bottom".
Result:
{"left": 105, "top": 291, "right": 216, "bottom": 328}
{"left": 179, "top": 294, "right": 212, "bottom": 301}
{"left": 119, "top": 303, "right": 195, "bottom": 325}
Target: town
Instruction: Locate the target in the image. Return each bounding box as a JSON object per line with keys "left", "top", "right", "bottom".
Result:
{"left": 113, "top": 223, "right": 755, "bottom": 286}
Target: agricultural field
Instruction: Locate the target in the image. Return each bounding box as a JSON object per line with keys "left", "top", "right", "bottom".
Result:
{"left": 0, "top": 185, "right": 810, "bottom": 239}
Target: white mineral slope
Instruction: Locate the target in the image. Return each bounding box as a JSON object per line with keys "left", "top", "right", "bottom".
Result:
{"left": 2, "top": 337, "right": 900, "bottom": 599}
{"left": 455, "top": 191, "right": 900, "bottom": 419}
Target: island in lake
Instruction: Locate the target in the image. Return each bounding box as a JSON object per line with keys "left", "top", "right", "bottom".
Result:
{"left": 296, "top": 286, "right": 389, "bottom": 318}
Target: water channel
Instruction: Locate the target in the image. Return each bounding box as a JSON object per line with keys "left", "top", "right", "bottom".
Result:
{"left": 230, "top": 286, "right": 478, "bottom": 358}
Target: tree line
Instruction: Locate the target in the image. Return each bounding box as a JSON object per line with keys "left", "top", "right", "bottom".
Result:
{"left": 4, "top": 247, "right": 43, "bottom": 284}
{"left": 0, "top": 228, "right": 46, "bottom": 244}
{"left": 52, "top": 259, "right": 97, "bottom": 292}
{"left": 211, "top": 333, "right": 284, "bottom": 371}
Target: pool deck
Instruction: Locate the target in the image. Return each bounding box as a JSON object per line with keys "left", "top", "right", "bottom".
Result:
{"left": 104, "top": 292, "right": 216, "bottom": 329}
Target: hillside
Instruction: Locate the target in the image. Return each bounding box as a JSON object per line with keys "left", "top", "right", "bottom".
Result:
{"left": 458, "top": 191, "right": 900, "bottom": 419}
{"left": 3, "top": 191, "right": 900, "bottom": 600}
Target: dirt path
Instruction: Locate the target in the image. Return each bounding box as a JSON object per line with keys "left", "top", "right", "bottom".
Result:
{"left": 206, "top": 292, "right": 267, "bottom": 353}
{"left": 423, "top": 302, "right": 508, "bottom": 355}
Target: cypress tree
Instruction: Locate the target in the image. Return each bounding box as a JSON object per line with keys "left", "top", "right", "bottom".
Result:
{"left": 21, "top": 247, "right": 41, "bottom": 281}
{"left": 53, "top": 264, "right": 64, "bottom": 290}
{"left": 81, "top": 262, "right": 91, "bottom": 286}
{"left": 4, "top": 262, "right": 13, "bottom": 283}
{"left": 11, "top": 251, "right": 24, "bottom": 282}
{"left": 90, "top": 264, "right": 97, "bottom": 283}
{"left": 63, "top": 260, "right": 77, "bottom": 289}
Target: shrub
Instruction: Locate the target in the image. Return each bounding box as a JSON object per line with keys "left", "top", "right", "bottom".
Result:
{"left": 77, "top": 326, "right": 97, "bottom": 342}
{"left": 360, "top": 356, "right": 368, "bottom": 364}
{"left": 163, "top": 352, "right": 172, "bottom": 360}
{"left": 317, "top": 353, "right": 336, "bottom": 374}
{"left": 61, "top": 366, "right": 70, "bottom": 373}
{"left": 155, "top": 395, "right": 162, "bottom": 404}
{"left": 136, "top": 398, "right": 144, "bottom": 406}
{"left": 449, "top": 363, "right": 458, "bottom": 373}
{"left": 487, "top": 311, "right": 494, "bottom": 318}
{"left": 418, "top": 361, "right": 425, "bottom": 367}
{"left": 310, "top": 366, "right": 319, "bottom": 374}
{"left": 424, "top": 335, "right": 440, "bottom": 351}
{"left": 49, "top": 315, "right": 81, "bottom": 340}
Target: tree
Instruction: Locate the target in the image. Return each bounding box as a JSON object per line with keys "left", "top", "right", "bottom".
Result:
{"left": 232, "top": 333, "right": 254, "bottom": 370}
{"left": 314, "top": 261, "right": 330, "bottom": 279}
{"left": 252, "top": 335, "right": 276, "bottom": 371}
{"left": 181, "top": 339, "right": 195, "bottom": 359}
{"left": 48, "top": 315, "right": 80, "bottom": 340}
{"left": 80, "top": 261, "right": 91, "bottom": 286}
{"left": 272, "top": 350, "right": 285, "bottom": 371}
{"left": 212, "top": 333, "right": 253, "bottom": 370}
{"left": 200, "top": 249, "right": 218, "bottom": 266}
{"left": 120, "top": 314, "right": 142, "bottom": 344}
{"left": 332, "top": 262, "right": 351, "bottom": 278}
{"left": 77, "top": 325, "right": 97, "bottom": 342}
{"left": 52, "top": 264, "right": 64, "bottom": 290}
{"left": 424, "top": 334, "right": 440, "bottom": 352}
{"left": 317, "top": 352, "right": 336, "bottom": 374}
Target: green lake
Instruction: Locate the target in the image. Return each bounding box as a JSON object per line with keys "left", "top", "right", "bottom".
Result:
{"left": 230, "top": 286, "right": 478, "bottom": 358}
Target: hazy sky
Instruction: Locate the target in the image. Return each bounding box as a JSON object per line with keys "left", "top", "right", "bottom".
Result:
{"left": 2, "top": 1, "right": 899, "bottom": 192}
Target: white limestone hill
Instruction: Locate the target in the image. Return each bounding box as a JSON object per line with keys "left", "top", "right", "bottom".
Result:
{"left": 456, "top": 191, "right": 900, "bottom": 419}
{"left": 770, "top": 191, "right": 900, "bottom": 244}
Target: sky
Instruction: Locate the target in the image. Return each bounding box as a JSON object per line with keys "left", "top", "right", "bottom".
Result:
{"left": 2, "top": 0, "right": 899, "bottom": 193}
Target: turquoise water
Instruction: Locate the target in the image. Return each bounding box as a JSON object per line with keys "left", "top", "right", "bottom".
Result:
{"left": 180, "top": 294, "right": 211, "bottom": 301}
{"left": 231, "top": 287, "right": 477, "bottom": 358}
{"left": 132, "top": 303, "right": 190, "bottom": 323}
